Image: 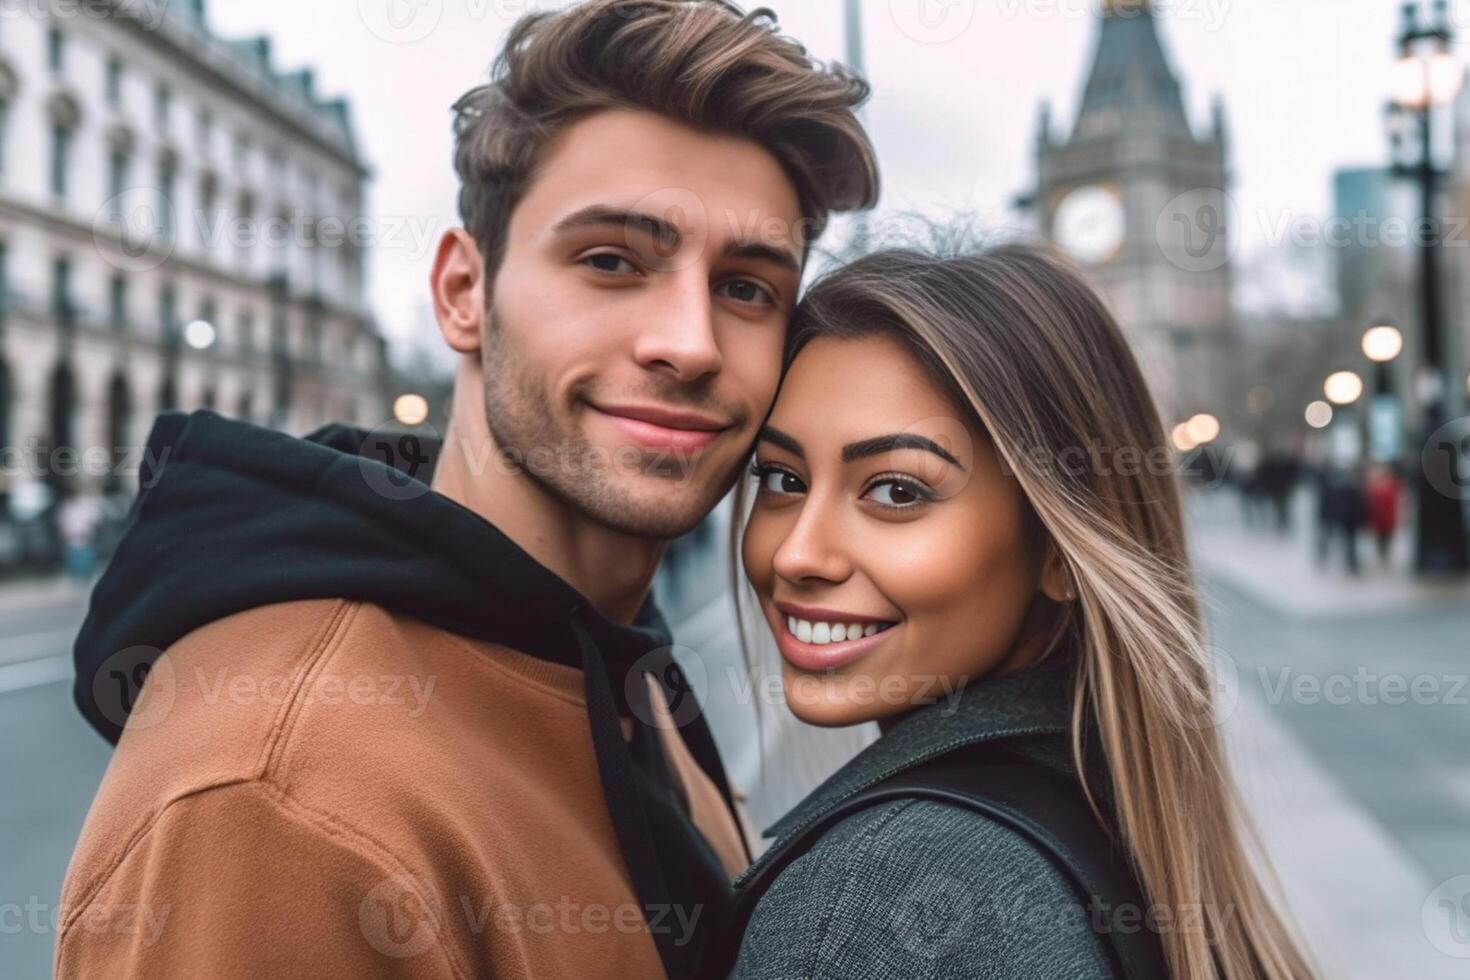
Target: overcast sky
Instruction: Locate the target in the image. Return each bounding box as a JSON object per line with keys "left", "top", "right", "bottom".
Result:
{"left": 208, "top": 0, "right": 1435, "bottom": 356}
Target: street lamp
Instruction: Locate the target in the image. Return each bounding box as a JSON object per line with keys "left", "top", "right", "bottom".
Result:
{"left": 1362, "top": 320, "right": 1404, "bottom": 462}
{"left": 1386, "top": 0, "right": 1468, "bottom": 573}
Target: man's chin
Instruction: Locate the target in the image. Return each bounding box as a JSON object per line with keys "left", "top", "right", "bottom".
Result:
{"left": 572, "top": 474, "right": 726, "bottom": 540}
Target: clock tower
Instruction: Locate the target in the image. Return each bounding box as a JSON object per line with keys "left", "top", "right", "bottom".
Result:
{"left": 1019, "top": 0, "right": 1234, "bottom": 430}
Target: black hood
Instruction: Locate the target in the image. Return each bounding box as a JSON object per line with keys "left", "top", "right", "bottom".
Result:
{"left": 72, "top": 408, "right": 742, "bottom": 978}
{"left": 72, "top": 409, "right": 673, "bottom": 742}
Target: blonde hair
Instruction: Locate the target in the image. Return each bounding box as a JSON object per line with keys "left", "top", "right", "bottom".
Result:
{"left": 732, "top": 243, "right": 1317, "bottom": 980}
{"left": 451, "top": 0, "right": 879, "bottom": 274}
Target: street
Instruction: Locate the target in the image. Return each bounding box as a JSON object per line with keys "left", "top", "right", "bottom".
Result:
{"left": 0, "top": 490, "right": 1468, "bottom": 977}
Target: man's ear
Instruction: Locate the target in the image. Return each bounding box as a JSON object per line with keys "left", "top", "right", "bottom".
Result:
{"left": 1038, "top": 540, "right": 1076, "bottom": 604}
{"left": 431, "top": 228, "right": 486, "bottom": 355}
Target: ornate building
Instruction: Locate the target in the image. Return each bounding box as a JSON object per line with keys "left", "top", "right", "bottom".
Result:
{"left": 0, "top": 0, "right": 390, "bottom": 526}
{"left": 1017, "top": 0, "right": 1235, "bottom": 431}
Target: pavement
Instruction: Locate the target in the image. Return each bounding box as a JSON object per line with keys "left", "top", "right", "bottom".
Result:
{"left": 1, "top": 490, "right": 1467, "bottom": 977}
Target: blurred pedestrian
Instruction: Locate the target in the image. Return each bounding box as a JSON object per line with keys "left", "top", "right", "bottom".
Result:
{"left": 1364, "top": 462, "right": 1403, "bottom": 566}
{"left": 1315, "top": 462, "right": 1366, "bottom": 575}
{"left": 57, "top": 493, "right": 102, "bottom": 581}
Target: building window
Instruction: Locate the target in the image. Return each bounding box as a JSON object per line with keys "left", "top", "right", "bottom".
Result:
{"left": 154, "top": 81, "right": 170, "bottom": 130}
{"left": 107, "top": 150, "right": 128, "bottom": 222}
{"left": 110, "top": 274, "right": 128, "bottom": 330}
{"left": 50, "top": 124, "right": 72, "bottom": 199}
{"left": 47, "top": 27, "right": 64, "bottom": 73}
{"left": 0, "top": 240, "right": 9, "bottom": 316}
{"left": 159, "top": 282, "right": 177, "bottom": 341}
{"left": 51, "top": 256, "right": 73, "bottom": 323}
{"left": 197, "top": 107, "right": 212, "bottom": 150}
{"left": 0, "top": 100, "right": 9, "bottom": 178}
{"left": 199, "top": 174, "right": 217, "bottom": 245}
{"left": 157, "top": 161, "right": 175, "bottom": 241}
{"left": 237, "top": 309, "right": 255, "bottom": 351}
{"left": 105, "top": 55, "right": 123, "bottom": 106}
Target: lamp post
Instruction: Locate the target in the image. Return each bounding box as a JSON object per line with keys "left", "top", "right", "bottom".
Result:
{"left": 1386, "top": 0, "right": 1469, "bottom": 573}
{"left": 1362, "top": 320, "right": 1404, "bottom": 462}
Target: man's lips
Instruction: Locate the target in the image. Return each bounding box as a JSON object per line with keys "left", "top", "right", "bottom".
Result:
{"left": 588, "top": 402, "right": 733, "bottom": 453}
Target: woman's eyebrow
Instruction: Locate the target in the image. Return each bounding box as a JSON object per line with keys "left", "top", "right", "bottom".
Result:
{"left": 842, "top": 434, "right": 964, "bottom": 470}
{"left": 757, "top": 426, "right": 803, "bottom": 457}
{"left": 757, "top": 426, "right": 964, "bottom": 471}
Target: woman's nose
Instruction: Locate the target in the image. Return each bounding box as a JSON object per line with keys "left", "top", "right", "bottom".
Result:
{"left": 771, "top": 500, "right": 852, "bottom": 585}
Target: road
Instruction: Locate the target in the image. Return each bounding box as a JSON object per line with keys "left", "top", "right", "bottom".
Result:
{"left": 1, "top": 492, "right": 1467, "bottom": 976}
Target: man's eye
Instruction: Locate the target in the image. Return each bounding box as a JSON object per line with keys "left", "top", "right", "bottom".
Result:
{"left": 717, "top": 279, "right": 774, "bottom": 306}
{"left": 749, "top": 462, "right": 805, "bottom": 495}
{"left": 583, "top": 253, "right": 638, "bottom": 275}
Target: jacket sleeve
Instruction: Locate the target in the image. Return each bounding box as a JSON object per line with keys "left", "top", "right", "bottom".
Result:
{"left": 732, "top": 798, "right": 1118, "bottom": 979}
{"left": 54, "top": 780, "right": 463, "bottom": 980}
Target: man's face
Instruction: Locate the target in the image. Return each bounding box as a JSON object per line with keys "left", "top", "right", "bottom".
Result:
{"left": 483, "top": 108, "right": 805, "bottom": 538}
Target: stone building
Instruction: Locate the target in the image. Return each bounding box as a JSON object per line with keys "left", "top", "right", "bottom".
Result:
{"left": 0, "top": 0, "right": 389, "bottom": 529}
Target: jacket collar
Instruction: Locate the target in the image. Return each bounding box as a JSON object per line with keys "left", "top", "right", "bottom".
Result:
{"left": 738, "top": 644, "right": 1080, "bottom": 887}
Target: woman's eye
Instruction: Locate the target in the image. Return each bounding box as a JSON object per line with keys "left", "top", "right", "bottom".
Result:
{"left": 583, "top": 252, "right": 638, "bottom": 275}
{"left": 863, "top": 479, "right": 928, "bottom": 509}
{"left": 716, "top": 279, "right": 774, "bottom": 306}
{"left": 750, "top": 463, "right": 805, "bottom": 496}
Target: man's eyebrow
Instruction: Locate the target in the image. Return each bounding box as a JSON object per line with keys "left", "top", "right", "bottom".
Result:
{"left": 553, "top": 206, "right": 680, "bottom": 248}
{"left": 843, "top": 433, "right": 964, "bottom": 470}
{"left": 758, "top": 427, "right": 965, "bottom": 471}
{"left": 554, "top": 205, "right": 800, "bottom": 272}
{"left": 726, "top": 240, "right": 801, "bottom": 274}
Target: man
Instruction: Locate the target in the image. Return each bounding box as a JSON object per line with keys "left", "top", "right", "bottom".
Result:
{"left": 55, "top": 2, "right": 877, "bottom": 977}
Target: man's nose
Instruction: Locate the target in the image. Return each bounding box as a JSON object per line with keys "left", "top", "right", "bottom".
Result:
{"left": 631, "top": 271, "right": 723, "bottom": 382}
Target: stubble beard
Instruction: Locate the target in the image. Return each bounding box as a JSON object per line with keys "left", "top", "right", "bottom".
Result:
{"left": 478, "top": 309, "right": 732, "bottom": 540}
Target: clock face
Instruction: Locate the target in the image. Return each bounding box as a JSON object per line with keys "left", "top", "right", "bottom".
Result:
{"left": 1053, "top": 185, "right": 1126, "bottom": 264}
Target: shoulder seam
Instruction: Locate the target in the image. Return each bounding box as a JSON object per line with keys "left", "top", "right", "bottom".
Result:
{"left": 56, "top": 778, "right": 469, "bottom": 980}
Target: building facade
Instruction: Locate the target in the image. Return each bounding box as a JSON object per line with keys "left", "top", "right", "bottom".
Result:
{"left": 0, "top": 0, "right": 389, "bottom": 526}
{"left": 1017, "top": 0, "right": 1235, "bottom": 433}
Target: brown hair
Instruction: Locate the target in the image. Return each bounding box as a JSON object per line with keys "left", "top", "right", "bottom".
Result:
{"left": 732, "top": 243, "right": 1317, "bottom": 980}
{"left": 451, "top": 0, "right": 879, "bottom": 275}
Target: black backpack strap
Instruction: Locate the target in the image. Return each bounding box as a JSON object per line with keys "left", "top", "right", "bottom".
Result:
{"left": 716, "top": 745, "right": 1168, "bottom": 980}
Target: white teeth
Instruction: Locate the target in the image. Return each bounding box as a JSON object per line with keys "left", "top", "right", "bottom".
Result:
{"left": 785, "top": 617, "right": 893, "bottom": 646}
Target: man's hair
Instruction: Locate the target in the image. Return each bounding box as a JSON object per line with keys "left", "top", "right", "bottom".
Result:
{"left": 451, "top": 0, "right": 880, "bottom": 275}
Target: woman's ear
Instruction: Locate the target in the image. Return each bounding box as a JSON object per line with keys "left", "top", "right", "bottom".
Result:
{"left": 1038, "top": 541, "right": 1075, "bottom": 603}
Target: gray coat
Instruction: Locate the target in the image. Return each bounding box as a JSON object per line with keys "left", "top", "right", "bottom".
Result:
{"left": 731, "top": 649, "right": 1121, "bottom": 979}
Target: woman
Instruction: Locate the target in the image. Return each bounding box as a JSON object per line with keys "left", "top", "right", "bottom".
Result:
{"left": 726, "top": 244, "right": 1315, "bottom": 979}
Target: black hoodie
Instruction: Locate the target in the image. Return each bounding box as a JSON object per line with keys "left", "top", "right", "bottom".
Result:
{"left": 71, "top": 408, "right": 743, "bottom": 979}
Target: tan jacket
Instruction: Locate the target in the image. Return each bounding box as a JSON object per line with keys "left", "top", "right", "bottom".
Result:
{"left": 56, "top": 598, "right": 751, "bottom": 979}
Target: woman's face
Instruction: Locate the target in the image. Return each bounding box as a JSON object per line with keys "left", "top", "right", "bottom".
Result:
{"left": 741, "top": 333, "right": 1069, "bottom": 728}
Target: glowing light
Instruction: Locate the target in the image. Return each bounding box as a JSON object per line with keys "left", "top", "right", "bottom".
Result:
{"left": 183, "top": 319, "right": 216, "bottom": 350}
{"left": 1362, "top": 324, "right": 1404, "bottom": 363}
{"left": 1185, "top": 413, "right": 1221, "bottom": 445}
{"left": 393, "top": 393, "right": 430, "bottom": 427}
{"left": 1324, "top": 371, "right": 1364, "bottom": 406}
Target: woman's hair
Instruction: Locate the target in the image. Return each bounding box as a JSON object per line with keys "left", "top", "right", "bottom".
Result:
{"left": 730, "top": 242, "right": 1315, "bottom": 980}
{"left": 451, "top": 0, "right": 880, "bottom": 276}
